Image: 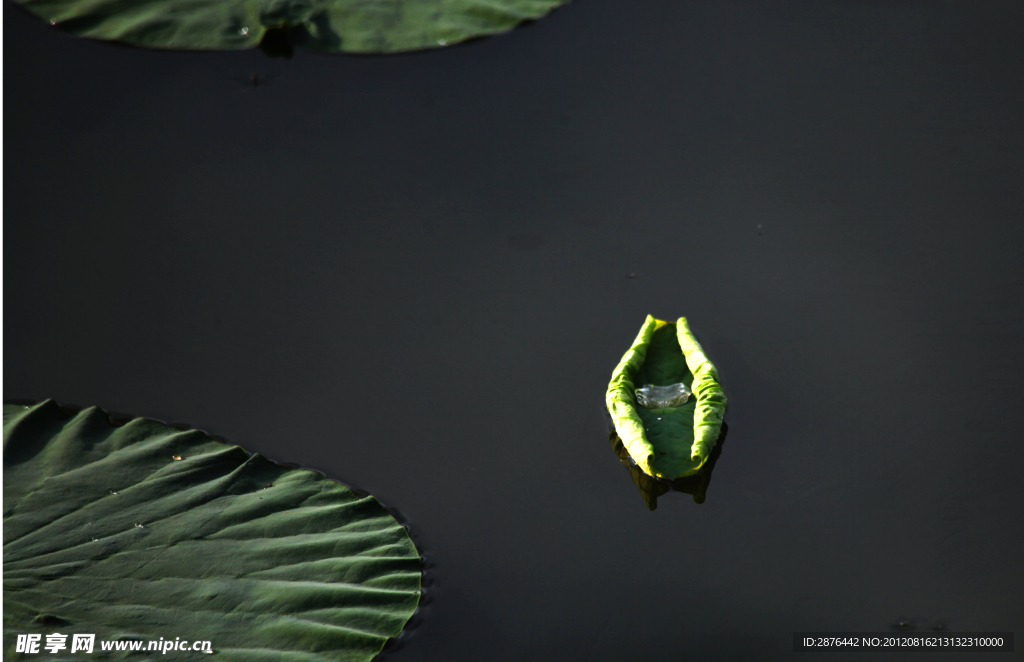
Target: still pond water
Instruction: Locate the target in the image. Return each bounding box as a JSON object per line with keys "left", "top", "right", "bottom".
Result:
{"left": 5, "top": 0, "right": 1023, "bottom": 659}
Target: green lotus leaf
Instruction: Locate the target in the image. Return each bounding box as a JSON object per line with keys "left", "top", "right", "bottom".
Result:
{"left": 3, "top": 400, "right": 421, "bottom": 661}
{"left": 605, "top": 316, "right": 727, "bottom": 480}
{"left": 16, "top": 0, "right": 570, "bottom": 53}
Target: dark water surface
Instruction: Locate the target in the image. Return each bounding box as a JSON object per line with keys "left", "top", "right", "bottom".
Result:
{"left": 5, "top": 0, "right": 1024, "bottom": 659}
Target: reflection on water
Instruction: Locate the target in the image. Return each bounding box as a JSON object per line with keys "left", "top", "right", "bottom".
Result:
{"left": 608, "top": 421, "right": 728, "bottom": 510}
{"left": 259, "top": 28, "right": 294, "bottom": 59}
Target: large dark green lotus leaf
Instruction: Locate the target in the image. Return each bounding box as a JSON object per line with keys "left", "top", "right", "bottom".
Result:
{"left": 17, "top": 0, "right": 569, "bottom": 53}
{"left": 3, "top": 401, "right": 421, "bottom": 661}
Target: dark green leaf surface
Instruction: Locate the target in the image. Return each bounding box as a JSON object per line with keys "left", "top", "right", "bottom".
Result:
{"left": 3, "top": 401, "right": 421, "bottom": 661}
{"left": 16, "top": 0, "right": 570, "bottom": 53}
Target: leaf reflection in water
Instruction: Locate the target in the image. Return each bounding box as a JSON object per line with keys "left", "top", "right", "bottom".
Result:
{"left": 607, "top": 421, "right": 728, "bottom": 510}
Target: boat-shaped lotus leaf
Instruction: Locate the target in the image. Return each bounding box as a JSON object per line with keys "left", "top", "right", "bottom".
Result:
{"left": 606, "top": 316, "right": 727, "bottom": 480}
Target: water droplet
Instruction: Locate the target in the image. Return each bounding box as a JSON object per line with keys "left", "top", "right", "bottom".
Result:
{"left": 109, "top": 491, "right": 119, "bottom": 495}
{"left": 437, "top": 40, "right": 447, "bottom": 46}
{"left": 92, "top": 538, "right": 100, "bottom": 542}
{"left": 50, "top": 18, "right": 57, "bottom": 25}
{"left": 172, "top": 455, "right": 182, "bottom": 461}
{"left": 134, "top": 523, "right": 145, "bottom": 528}
{"left": 239, "top": 26, "right": 249, "bottom": 35}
